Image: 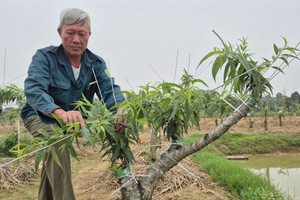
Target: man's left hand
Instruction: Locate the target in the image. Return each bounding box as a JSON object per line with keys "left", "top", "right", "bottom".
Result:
{"left": 115, "top": 109, "right": 128, "bottom": 135}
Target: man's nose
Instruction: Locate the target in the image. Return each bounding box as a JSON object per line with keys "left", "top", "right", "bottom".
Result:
{"left": 72, "top": 34, "right": 80, "bottom": 43}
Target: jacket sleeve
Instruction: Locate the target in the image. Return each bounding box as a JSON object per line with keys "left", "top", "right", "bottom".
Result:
{"left": 94, "top": 61, "right": 125, "bottom": 110}
{"left": 24, "top": 50, "right": 60, "bottom": 116}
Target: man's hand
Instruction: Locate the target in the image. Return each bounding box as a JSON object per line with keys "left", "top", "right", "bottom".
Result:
{"left": 115, "top": 109, "right": 128, "bottom": 135}
{"left": 53, "top": 109, "right": 86, "bottom": 128}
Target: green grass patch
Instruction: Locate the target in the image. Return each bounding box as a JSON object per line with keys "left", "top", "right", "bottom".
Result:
{"left": 186, "top": 133, "right": 296, "bottom": 199}
{"left": 0, "top": 180, "right": 39, "bottom": 200}
{"left": 193, "top": 152, "right": 287, "bottom": 200}
{"left": 189, "top": 133, "right": 300, "bottom": 155}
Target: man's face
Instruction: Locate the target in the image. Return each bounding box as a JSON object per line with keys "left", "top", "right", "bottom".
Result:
{"left": 58, "top": 23, "right": 91, "bottom": 59}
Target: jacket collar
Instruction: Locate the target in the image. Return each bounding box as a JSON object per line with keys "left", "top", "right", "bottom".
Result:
{"left": 55, "top": 44, "right": 99, "bottom": 68}
{"left": 54, "top": 44, "right": 100, "bottom": 85}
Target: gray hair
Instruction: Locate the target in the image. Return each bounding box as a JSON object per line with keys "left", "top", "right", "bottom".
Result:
{"left": 58, "top": 8, "right": 91, "bottom": 31}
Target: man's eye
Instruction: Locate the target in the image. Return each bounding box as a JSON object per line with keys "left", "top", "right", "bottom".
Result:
{"left": 79, "top": 33, "right": 86, "bottom": 37}
{"left": 67, "top": 32, "right": 74, "bottom": 35}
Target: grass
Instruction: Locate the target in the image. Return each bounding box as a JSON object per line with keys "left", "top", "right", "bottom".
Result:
{"left": 192, "top": 152, "right": 287, "bottom": 199}
{"left": 186, "top": 133, "right": 298, "bottom": 200}
{"left": 187, "top": 133, "right": 300, "bottom": 155}
{"left": 0, "top": 180, "right": 39, "bottom": 200}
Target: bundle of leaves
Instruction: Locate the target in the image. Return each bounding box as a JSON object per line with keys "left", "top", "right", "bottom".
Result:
{"left": 10, "top": 96, "right": 139, "bottom": 173}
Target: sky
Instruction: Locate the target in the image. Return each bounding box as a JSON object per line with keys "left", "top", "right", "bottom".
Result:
{"left": 0, "top": 0, "right": 300, "bottom": 96}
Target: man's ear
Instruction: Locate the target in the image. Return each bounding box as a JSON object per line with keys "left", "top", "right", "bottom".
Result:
{"left": 57, "top": 28, "right": 62, "bottom": 37}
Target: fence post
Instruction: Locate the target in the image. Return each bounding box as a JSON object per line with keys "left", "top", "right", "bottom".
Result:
{"left": 16, "top": 119, "right": 20, "bottom": 151}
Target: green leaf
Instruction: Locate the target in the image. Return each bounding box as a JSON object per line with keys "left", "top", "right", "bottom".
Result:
{"left": 212, "top": 55, "right": 225, "bottom": 81}
{"left": 66, "top": 139, "right": 78, "bottom": 161}
{"left": 184, "top": 98, "right": 191, "bottom": 121}
{"left": 279, "top": 57, "right": 289, "bottom": 65}
{"left": 38, "top": 129, "right": 50, "bottom": 139}
{"left": 10, "top": 143, "right": 27, "bottom": 153}
{"left": 273, "top": 43, "right": 279, "bottom": 55}
{"left": 223, "top": 62, "right": 230, "bottom": 83}
{"left": 80, "top": 128, "right": 94, "bottom": 146}
{"left": 191, "top": 79, "right": 208, "bottom": 87}
{"left": 51, "top": 146, "right": 63, "bottom": 169}
{"left": 124, "top": 147, "right": 134, "bottom": 164}
{"left": 198, "top": 51, "right": 217, "bottom": 67}
{"left": 35, "top": 148, "right": 46, "bottom": 172}
{"left": 229, "top": 59, "right": 237, "bottom": 80}
{"left": 119, "top": 137, "right": 126, "bottom": 149}
{"left": 51, "top": 114, "right": 66, "bottom": 130}
{"left": 113, "top": 145, "right": 120, "bottom": 161}
{"left": 272, "top": 66, "right": 285, "bottom": 74}
{"left": 282, "top": 36, "right": 287, "bottom": 47}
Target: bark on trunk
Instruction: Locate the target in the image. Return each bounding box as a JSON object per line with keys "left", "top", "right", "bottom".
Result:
{"left": 120, "top": 101, "right": 254, "bottom": 200}
{"left": 120, "top": 176, "right": 142, "bottom": 200}
{"left": 264, "top": 109, "right": 268, "bottom": 131}
{"left": 249, "top": 118, "right": 254, "bottom": 128}
{"left": 279, "top": 112, "right": 282, "bottom": 127}
{"left": 214, "top": 118, "right": 218, "bottom": 126}
{"left": 150, "top": 127, "right": 160, "bottom": 163}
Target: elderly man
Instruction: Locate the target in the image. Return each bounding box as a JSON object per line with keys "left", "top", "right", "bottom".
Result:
{"left": 21, "top": 8, "right": 125, "bottom": 200}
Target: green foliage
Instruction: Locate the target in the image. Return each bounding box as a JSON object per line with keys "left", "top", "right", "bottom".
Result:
{"left": 119, "top": 72, "right": 208, "bottom": 142}
{"left": 0, "top": 107, "right": 22, "bottom": 125}
{"left": 207, "top": 133, "right": 300, "bottom": 155}
{"left": 0, "top": 133, "right": 17, "bottom": 157}
{"left": 198, "top": 37, "right": 299, "bottom": 99}
{"left": 11, "top": 95, "right": 138, "bottom": 171}
{"left": 0, "top": 131, "right": 33, "bottom": 157}
{"left": 75, "top": 96, "right": 138, "bottom": 167}
{"left": 0, "top": 84, "right": 24, "bottom": 105}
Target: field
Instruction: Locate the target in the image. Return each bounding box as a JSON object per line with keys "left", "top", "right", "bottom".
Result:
{"left": 1, "top": 116, "right": 300, "bottom": 199}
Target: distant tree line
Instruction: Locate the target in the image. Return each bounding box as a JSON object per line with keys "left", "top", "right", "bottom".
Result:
{"left": 256, "top": 91, "right": 300, "bottom": 116}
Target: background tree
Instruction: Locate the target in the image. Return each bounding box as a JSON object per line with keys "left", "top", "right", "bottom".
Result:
{"left": 0, "top": 84, "right": 24, "bottom": 115}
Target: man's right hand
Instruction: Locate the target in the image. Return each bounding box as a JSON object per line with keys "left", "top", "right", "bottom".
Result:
{"left": 52, "top": 109, "right": 86, "bottom": 128}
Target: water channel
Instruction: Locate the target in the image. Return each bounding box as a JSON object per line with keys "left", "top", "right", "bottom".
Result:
{"left": 239, "top": 154, "right": 300, "bottom": 200}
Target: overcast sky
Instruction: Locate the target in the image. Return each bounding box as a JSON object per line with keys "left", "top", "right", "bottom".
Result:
{"left": 0, "top": 0, "right": 300, "bottom": 96}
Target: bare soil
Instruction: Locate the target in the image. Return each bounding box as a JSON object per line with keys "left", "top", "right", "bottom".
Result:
{"left": 72, "top": 133, "right": 234, "bottom": 200}
{"left": 1, "top": 116, "right": 300, "bottom": 200}
{"left": 199, "top": 116, "right": 300, "bottom": 135}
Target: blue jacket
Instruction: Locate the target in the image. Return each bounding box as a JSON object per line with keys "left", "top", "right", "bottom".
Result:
{"left": 21, "top": 45, "right": 125, "bottom": 124}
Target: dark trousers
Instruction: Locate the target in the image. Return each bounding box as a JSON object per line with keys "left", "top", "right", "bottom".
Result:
{"left": 25, "top": 116, "right": 75, "bottom": 200}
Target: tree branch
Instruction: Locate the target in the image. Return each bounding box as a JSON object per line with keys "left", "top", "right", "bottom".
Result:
{"left": 138, "top": 100, "right": 254, "bottom": 199}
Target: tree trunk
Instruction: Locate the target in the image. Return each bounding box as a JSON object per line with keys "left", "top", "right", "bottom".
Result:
{"left": 264, "top": 109, "right": 268, "bottom": 131}
{"left": 279, "top": 112, "right": 282, "bottom": 127}
{"left": 120, "top": 101, "right": 254, "bottom": 200}
{"left": 214, "top": 118, "right": 218, "bottom": 126}
{"left": 120, "top": 176, "right": 142, "bottom": 200}
{"left": 150, "top": 127, "right": 160, "bottom": 163}
{"left": 249, "top": 118, "right": 254, "bottom": 128}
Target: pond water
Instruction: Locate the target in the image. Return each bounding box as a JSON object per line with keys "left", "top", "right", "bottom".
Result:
{"left": 239, "top": 154, "right": 300, "bottom": 200}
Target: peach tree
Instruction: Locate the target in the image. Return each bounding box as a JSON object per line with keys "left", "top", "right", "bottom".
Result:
{"left": 12, "top": 37, "right": 299, "bottom": 200}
